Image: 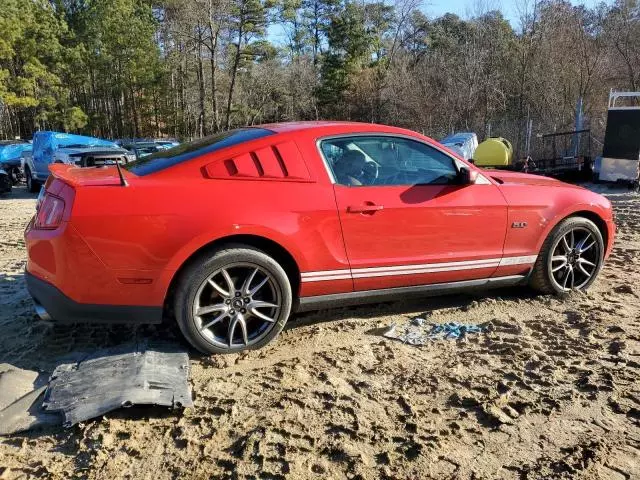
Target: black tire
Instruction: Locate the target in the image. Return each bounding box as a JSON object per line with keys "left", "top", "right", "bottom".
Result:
{"left": 529, "top": 216, "right": 604, "bottom": 295}
{"left": 0, "top": 173, "right": 11, "bottom": 194}
{"left": 25, "top": 167, "right": 40, "bottom": 193}
{"left": 9, "top": 166, "right": 20, "bottom": 185}
{"left": 173, "top": 246, "right": 293, "bottom": 354}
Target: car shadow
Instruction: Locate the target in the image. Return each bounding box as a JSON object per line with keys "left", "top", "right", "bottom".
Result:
{"left": 0, "top": 271, "right": 190, "bottom": 374}
{"left": 0, "top": 184, "right": 38, "bottom": 200}
{"left": 0, "top": 270, "right": 193, "bottom": 441}
{"left": 0, "top": 268, "right": 538, "bottom": 371}
{"left": 399, "top": 183, "right": 464, "bottom": 204}
{"left": 0, "top": 268, "right": 539, "bottom": 442}
{"left": 287, "top": 286, "right": 539, "bottom": 330}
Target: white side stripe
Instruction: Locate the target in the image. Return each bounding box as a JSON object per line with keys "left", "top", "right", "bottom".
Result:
{"left": 302, "top": 255, "right": 537, "bottom": 282}
{"left": 351, "top": 261, "right": 500, "bottom": 279}
{"left": 350, "top": 258, "right": 501, "bottom": 274}
{"left": 303, "top": 274, "right": 352, "bottom": 282}
{"left": 498, "top": 255, "right": 538, "bottom": 266}
{"left": 301, "top": 269, "right": 350, "bottom": 278}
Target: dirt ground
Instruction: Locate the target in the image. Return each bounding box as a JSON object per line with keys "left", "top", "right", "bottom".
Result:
{"left": 0, "top": 184, "right": 638, "bottom": 480}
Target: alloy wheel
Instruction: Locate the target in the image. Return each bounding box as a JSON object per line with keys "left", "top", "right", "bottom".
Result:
{"left": 192, "top": 262, "right": 281, "bottom": 349}
{"left": 548, "top": 226, "right": 600, "bottom": 291}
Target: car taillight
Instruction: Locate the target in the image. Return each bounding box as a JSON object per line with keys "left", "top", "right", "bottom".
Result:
{"left": 34, "top": 193, "right": 65, "bottom": 229}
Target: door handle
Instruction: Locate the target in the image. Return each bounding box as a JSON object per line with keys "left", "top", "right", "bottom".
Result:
{"left": 347, "top": 204, "right": 384, "bottom": 213}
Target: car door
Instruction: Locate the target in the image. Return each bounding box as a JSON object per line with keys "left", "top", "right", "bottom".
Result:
{"left": 319, "top": 134, "right": 509, "bottom": 291}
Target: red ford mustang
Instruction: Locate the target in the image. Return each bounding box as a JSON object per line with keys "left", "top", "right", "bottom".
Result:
{"left": 24, "top": 122, "right": 615, "bottom": 353}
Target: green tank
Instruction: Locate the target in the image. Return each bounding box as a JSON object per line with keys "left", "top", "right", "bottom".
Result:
{"left": 473, "top": 137, "right": 513, "bottom": 166}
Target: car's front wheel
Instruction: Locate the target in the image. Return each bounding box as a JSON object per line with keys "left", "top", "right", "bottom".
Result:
{"left": 25, "top": 167, "right": 40, "bottom": 193}
{"left": 530, "top": 216, "right": 604, "bottom": 294}
{"left": 173, "top": 246, "right": 293, "bottom": 354}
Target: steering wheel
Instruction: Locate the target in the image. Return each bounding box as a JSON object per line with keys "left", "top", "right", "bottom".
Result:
{"left": 361, "top": 160, "right": 379, "bottom": 185}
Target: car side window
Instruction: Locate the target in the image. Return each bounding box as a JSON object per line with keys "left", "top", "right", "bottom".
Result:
{"left": 320, "top": 136, "right": 459, "bottom": 186}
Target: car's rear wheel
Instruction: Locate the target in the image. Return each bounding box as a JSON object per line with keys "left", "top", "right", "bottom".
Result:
{"left": 173, "top": 246, "right": 292, "bottom": 354}
{"left": 530, "top": 216, "right": 604, "bottom": 294}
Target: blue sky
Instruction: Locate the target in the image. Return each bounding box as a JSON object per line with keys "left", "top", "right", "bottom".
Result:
{"left": 425, "top": 0, "right": 606, "bottom": 26}
{"left": 268, "top": 0, "right": 609, "bottom": 44}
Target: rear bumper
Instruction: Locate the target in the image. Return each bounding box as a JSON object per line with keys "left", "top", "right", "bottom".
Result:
{"left": 26, "top": 272, "right": 163, "bottom": 324}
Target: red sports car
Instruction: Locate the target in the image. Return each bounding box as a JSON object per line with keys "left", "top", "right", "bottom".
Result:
{"left": 24, "top": 122, "right": 615, "bottom": 353}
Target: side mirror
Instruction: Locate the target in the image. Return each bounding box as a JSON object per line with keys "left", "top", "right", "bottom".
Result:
{"left": 458, "top": 166, "right": 478, "bottom": 185}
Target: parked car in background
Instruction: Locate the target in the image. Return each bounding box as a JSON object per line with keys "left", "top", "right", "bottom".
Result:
{"left": 23, "top": 132, "right": 135, "bottom": 192}
{"left": 20, "top": 147, "right": 33, "bottom": 188}
{"left": 25, "top": 122, "right": 615, "bottom": 354}
{"left": 154, "top": 139, "right": 180, "bottom": 149}
{"left": 440, "top": 132, "right": 478, "bottom": 161}
{"left": 0, "top": 140, "right": 31, "bottom": 185}
{"left": 121, "top": 141, "right": 164, "bottom": 159}
{"left": 0, "top": 165, "right": 11, "bottom": 194}
{"left": 116, "top": 138, "right": 180, "bottom": 151}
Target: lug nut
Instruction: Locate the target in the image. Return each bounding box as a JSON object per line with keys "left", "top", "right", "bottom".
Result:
{"left": 229, "top": 310, "right": 235, "bottom": 315}
{"left": 240, "top": 308, "right": 246, "bottom": 314}
{"left": 225, "top": 299, "right": 231, "bottom": 304}
{"left": 235, "top": 292, "right": 241, "bottom": 297}
{"left": 244, "top": 297, "right": 250, "bottom": 303}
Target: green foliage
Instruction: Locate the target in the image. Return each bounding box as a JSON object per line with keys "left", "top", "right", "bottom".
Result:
{"left": 61, "top": 106, "right": 89, "bottom": 131}
{"left": 317, "top": 1, "right": 373, "bottom": 115}
{"left": 69, "top": 0, "right": 161, "bottom": 136}
{"left": 0, "top": 0, "right": 638, "bottom": 154}
{"left": 0, "top": 0, "right": 79, "bottom": 134}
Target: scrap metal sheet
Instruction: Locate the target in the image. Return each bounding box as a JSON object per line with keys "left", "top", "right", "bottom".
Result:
{"left": 0, "top": 365, "right": 61, "bottom": 435}
{"left": 43, "top": 341, "right": 193, "bottom": 426}
{"left": 382, "top": 318, "right": 484, "bottom": 345}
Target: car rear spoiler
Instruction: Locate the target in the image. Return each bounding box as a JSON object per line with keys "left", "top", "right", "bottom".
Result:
{"left": 49, "top": 163, "right": 129, "bottom": 187}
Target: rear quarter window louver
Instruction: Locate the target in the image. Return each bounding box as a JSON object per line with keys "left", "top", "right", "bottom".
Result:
{"left": 203, "top": 141, "right": 311, "bottom": 182}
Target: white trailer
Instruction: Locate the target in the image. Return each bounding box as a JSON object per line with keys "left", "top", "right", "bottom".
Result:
{"left": 598, "top": 90, "right": 640, "bottom": 187}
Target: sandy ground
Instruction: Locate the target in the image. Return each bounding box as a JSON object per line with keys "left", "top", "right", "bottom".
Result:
{"left": 0, "top": 184, "right": 638, "bottom": 479}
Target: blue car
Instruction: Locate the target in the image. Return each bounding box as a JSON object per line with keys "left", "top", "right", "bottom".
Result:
{"left": 23, "top": 132, "right": 135, "bottom": 192}
{"left": 0, "top": 140, "right": 31, "bottom": 186}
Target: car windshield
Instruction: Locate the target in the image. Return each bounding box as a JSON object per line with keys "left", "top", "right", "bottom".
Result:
{"left": 124, "top": 128, "right": 274, "bottom": 176}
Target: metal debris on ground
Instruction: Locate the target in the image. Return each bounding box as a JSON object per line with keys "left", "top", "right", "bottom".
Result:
{"left": 44, "top": 340, "right": 193, "bottom": 426}
{"left": 0, "top": 341, "right": 193, "bottom": 434}
{"left": 411, "top": 317, "right": 426, "bottom": 327}
{"left": 383, "top": 319, "right": 484, "bottom": 345}
{"left": 0, "top": 364, "right": 43, "bottom": 411}
{"left": 0, "top": 365, "right": 60, "bottom": 435}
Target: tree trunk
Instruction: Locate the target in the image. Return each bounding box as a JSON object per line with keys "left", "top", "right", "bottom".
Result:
{"left": 197, "top": 25, "right": 207, "bottom": 137}
{"left": 209, "top": 30, "right": 220, "bottom": 132}
{"left": 179, "top": 43, "right": 187, "bottom": 137}
{"left": 226, "top": 20, "right": 244, "bottom": 130}
{"left": 130, "top": 84, "right": 140, "bottom": 138}
{"left": 207, "top": 0, "right": 221, "bottom": 132}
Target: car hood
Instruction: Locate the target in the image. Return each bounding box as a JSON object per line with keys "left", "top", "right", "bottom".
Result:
{"left": 484, "top": 170, "right": 581, "bottom": 189}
